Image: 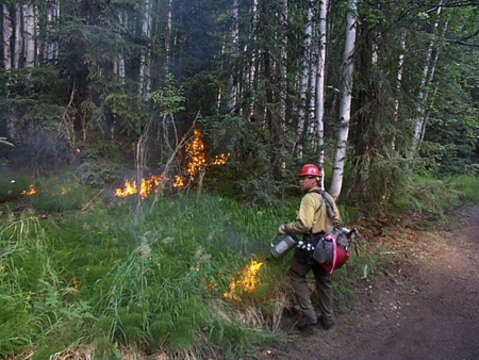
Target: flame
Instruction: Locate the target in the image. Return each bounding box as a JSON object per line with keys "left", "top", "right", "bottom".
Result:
{"left": 114, "top": 175, "right": 165, "bottom": 199}
{"left": 76, "top": 148, "right": 81, "bottom": 153}
{"left": 184, "top": 129, "right": 206, "bottom": 179}
{"left": 211, "top": 153, "right": 230, "bottom": 166}
{"left": 172, "top": 175, "right": 185, "bottom": 188}
{"left": 115, "top": 179, "right": 137, "bottom": 198}
{"left": 223, "top": 260, "right": 264, "bottom": 301}
{"left": 69, "top": 274, "right": 79, "bottom": 294}
{"left": 61, "top": 187, "right": 69, "bottom": 195}
{"left": 114, "top": 129, "right": 229, "bottom": 197}
{"left": 21, "top": 184, "right": 36, "bottom": 196}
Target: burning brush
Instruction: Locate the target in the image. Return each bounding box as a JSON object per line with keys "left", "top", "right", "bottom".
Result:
{"left": 114, "top": 128, "right": 229, "bottom": 199}
{"left": 223, "top": 259, "right": 264, "bottom": 302}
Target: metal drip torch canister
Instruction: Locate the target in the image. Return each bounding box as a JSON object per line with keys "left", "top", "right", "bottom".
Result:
{"left": 270, "top": 234, "right": 297, "bottom": 258}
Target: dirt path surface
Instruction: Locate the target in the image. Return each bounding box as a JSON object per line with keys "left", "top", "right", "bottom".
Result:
{"left": 254, "top": 206, "right": 479, "bottom": 360}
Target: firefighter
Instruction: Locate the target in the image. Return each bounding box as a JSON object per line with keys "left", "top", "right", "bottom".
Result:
{"left": 278, "top": 164, "right": 341, "bottom": 330}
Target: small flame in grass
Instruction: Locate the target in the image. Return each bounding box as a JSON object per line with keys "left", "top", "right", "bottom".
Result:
{"left": 61, "top": 187, "right": 69, "bottom": 195}
{"left": 21, "top": 184, "right": 36, "bottom": 196}
{"left": 76, "top": 148, "right": 81, "bottom": 153}
{"left": 223, "top": 260, "right": 264, "bottom": 302}
{"left": 114, "top": 175, "right": 165, "bottom": 199}
{"left": 69, "top": 274, "right": 79, "bottom": 294}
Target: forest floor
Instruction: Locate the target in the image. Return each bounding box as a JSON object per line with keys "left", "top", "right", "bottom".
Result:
{"left": 251, "top": 205, "right": 479, "bottom": 360}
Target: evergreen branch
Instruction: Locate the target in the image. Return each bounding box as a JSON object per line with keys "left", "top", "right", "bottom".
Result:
{"left": 444, "top": 37, "right": 479, "bottom": 48}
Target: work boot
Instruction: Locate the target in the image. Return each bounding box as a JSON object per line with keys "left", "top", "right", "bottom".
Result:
{"left": 296, "top": 315, "right": 317, "bottom": 330}
{"left": 319, "top": 316, "right": 334, "bottom": 330}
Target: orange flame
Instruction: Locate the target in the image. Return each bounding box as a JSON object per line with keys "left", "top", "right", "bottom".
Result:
{"left": 172, "top": 175, "right": 185, "bottom": 188}
{"left": 114, "top": 129, "right": 229, "bottom": 197}
{"left": 61, "top": 187, "right": 69, "bottom": 195}
{"left": 184, "top": 129, "right": 206, "bottom": 179}
{"left": 211, "top": 153, "right": 230, "bottom": 166}
{"left": 223, "top": 260, "right": 264, "bottom": 301}
{"left": 114, "top": 175, "right": 165, "bottom": 199}
{"left": 21, "top": 184, "right": 36, "bottom": 196}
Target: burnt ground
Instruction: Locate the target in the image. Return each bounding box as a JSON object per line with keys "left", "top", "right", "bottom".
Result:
{"left": 251, "top": 206, "right": 479, "bottom": 360}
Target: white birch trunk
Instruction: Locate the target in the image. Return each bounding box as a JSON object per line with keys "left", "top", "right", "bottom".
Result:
{"left": 391, "top": 30, "right": 407, "bottom": 150}
{"left": 329, "top": 0, "right": 358, "bottom": 200}
{"left": 139, "top": 0, "right": 152, "bottom": 98}
{"left": 316, "top": 0, "right": 329, "bottom": 191}
{"left": 294, "top": 0, "right": 313, "bottom": 159}
{"left": 217, "top": 42, "right": 226, "bottom": 111}
{"left": 307, "top": 26, "right": 318, "bottom": 140}
{"left": 248, "top": 0, "right": 259, "bottom": 119}
{"left": 115, "top": 11, "right": 126, "bottom": 85}
{"left": 45, "top": 0, "right": 59, "bottom": 61}
{"left": 417, "top": 18, "right": 449, "bottom": 146}
{"left": 228, "top": 0, "right": 240, "bottom": 111}
{"left": 3, "top": 5, "right": 11, "bottom": 70}
{"left": 279, "top": 0, "right": 288, "bottom": 130}
{"left": 409, "top": 3, "right": 442, "bottom": 164}
{"left": 13, "top": 4, "right": 21, "bottom": 69}
{"left": 23, "top": 4, "right": 34, "bottom": 67}
{"left": 165, "top": 0, "right": 172, "bottom": 74}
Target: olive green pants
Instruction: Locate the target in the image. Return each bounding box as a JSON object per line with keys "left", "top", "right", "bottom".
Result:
{"left": 289, "top": 249, "right": 334, "bottom": 323}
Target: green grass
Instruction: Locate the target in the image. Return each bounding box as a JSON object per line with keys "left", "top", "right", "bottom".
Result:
{"left": 0, "top": 192, "right": 289, "bottom": 358}
{"left": 447, "top": 175, "right": 479, "bottom": 204}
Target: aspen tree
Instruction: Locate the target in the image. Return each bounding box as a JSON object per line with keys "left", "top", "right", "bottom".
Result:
{"left": 294, "top": 0, "right": 313, "bottom": 159}
{"left": 315, "top": 0, "right": 329, "bottom": 191}
{"left": 329, "top": 0, "right": 358, "bottom": 200}
{"left": 409, "top": 2, "right": 443, "bottom": 166}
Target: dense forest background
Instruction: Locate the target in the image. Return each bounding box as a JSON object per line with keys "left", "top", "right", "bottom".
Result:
{"left": 0, "top": 0, "right": 478, "bottom": 210}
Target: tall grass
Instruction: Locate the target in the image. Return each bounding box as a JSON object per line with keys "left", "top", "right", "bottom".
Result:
{"left": 2, "top": 180, "right": 437, "bottom": 358}
{"left": 447, "top": 175, "right": 479, "bottom": 204}
{"left": 0, "top": 194, "right": 286, "bottom": 358}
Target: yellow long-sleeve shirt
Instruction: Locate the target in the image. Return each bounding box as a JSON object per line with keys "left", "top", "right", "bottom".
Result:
{"left": 284, "top": 187, "right": 341, "bottom": 235}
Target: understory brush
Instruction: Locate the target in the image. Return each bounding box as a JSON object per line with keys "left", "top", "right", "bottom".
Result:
{"left": 0, "top": 191, "right": 387, "bottom": 359}
{"left": 389, "top": 174, "right": 479, "bottom": 221}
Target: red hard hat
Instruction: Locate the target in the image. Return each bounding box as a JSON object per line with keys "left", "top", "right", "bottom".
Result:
{"left": 298, "top": 164, "right": 320, "bottom": 177}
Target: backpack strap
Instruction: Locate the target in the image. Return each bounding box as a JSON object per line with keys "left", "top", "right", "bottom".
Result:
{"left": 309, "top": 189, "right": 341, "bottom": 228}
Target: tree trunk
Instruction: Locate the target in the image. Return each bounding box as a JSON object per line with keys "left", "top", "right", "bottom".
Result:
{"left": 165, "top": 0, "right": 172, "bottom": 74}
{"left": 23, "top": 4, "right": 34, "bottom": 67}
{"left": 114, "top": 11, "right": 126, "bottom": 85}
{"left": 294, "top": 0, "right": 313, "bottom": 159}
{"left": 13, "top": 4, "right": 21, "bottom": 69}
{"left": 409, "top": 2, "right": 443, "bottom": 166}
{"left": 248, "top": 0, "right": 259, "bottom": 119}
{"left": 417, "top": 17, "right": 449, "bottom": 148}
{"left": 316, "top": 0, "right": 329, "bottom": 191}
{"left": 329, "top": 0, "right": 358, "bottom": 200}
{"left": 279, "top": 0, "right": 288, "bottom": 131}
{"left": 228, "top": 0, "right": 240, "bottom": 111}
{"left": 391, "top": 30, "right": 406, "bottom": 150}
{"left": 3, "top": 5, "right": 11, "bottom": 70}
{"left": 138, "top": 0, "right": 152, "bottom": 98}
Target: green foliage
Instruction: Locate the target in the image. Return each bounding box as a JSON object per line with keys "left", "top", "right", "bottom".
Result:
{"left": 74, "top": 159, "right": 123, "bottom": 186}
{"left": 150, "top": 74, "right": 186, "bottom": 116}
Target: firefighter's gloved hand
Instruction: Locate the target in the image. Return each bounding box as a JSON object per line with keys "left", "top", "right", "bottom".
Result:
{"left": 277, "top": 224, "right": 287, "bottom": 235}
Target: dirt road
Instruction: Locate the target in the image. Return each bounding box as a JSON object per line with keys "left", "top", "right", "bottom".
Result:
{"left": 255, "top": 206, "right": 479, "bottom": 360}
